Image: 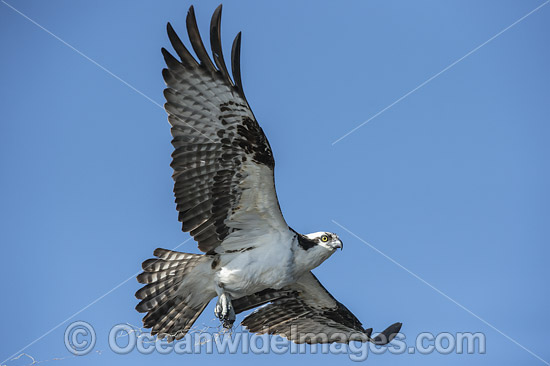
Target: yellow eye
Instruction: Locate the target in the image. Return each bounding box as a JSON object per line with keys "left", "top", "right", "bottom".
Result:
{"left": 321, "top": 235, "right": 329, "bottom": 242}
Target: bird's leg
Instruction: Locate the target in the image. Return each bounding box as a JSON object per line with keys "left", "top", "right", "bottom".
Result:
{"left": 214, "top": 292, "right": 235, "bottom": 328}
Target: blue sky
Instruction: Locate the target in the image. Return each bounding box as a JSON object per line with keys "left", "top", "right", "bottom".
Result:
{"left": 1, "top": 0, "right": 549, "bottom": 365}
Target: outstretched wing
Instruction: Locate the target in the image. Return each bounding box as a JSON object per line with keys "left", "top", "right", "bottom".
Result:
{"left": 162, "top": 5, "right": 288, "bottom": 253}
{"left": 240, "top": 272, "right": 402, "bottom": 344}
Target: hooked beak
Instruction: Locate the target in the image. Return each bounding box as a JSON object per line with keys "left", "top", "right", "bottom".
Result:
{"left": 334, "top": 239, "right": 343, "bottom": 250}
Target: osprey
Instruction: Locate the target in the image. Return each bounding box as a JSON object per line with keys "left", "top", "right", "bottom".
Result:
{"left": 136, "top": 5, "right": 402, "bottom": 345}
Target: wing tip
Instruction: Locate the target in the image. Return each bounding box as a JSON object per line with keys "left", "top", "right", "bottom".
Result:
{"left": 209, "top": 3, "right": 232, "bottom": 85}
{"left": 213, "top": 4, "right": 223, "bottom": 17}
{"left": 161, "top": 47, "right": 181, "bottom": 70}
{"left": 166, "top": 5, "right": 247, "bottom": 99}
{"left": 371, "top": 322, "right": 403, "bottom": 345}
{"left": 186, "top": 4, "right": 216, "bottom": 72}
{"left": 231, "top": 31, "right": 245, "bottom": 97}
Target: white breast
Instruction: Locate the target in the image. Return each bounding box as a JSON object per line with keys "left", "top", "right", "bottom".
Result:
{"left": 215, "top": 230, "right": 297, "bottom": 297}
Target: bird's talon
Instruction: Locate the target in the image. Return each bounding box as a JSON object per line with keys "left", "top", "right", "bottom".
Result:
{"left": 215, "top": 292, "right": 235, "bottom": 328}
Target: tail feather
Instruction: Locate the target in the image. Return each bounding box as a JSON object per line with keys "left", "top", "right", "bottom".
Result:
{"left": 141, "top": 258, "right": 188, "bottom": 272}
{"left": 151, "top": 297, "right": 207, "bottom": 341}
{"left": 135, "top": 276, "right": 181, "bottom": 301}
{"left": 154, "top": 247, "right": 194, "bottom": 260}
{"left": 152, "top": 298, "right": 186, "bottom": 333}
{"left": 164, "top": 303, "right": 208, "bottom": 341}
{"left": 136, "top": 284, "right": 181, "bottom": 312}
{"left": 137, "top": 253, "right": 203, "bottom": 284}
{"left": 135, "top": 248, "right": 211, "bottom": 341}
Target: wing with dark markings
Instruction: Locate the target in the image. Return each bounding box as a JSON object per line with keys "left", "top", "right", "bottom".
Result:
{"left": 241, "top": 272, "right": 403, "bottom": 344}
{"left": 163, "top": 5, "right": 287, "bottom": 253}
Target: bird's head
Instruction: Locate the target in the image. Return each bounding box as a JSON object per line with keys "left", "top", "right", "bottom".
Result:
{"left": 295, "top": 231, "right": 343, "bottom": 271}
{"left": 303, "top": 231, "right": 343, "bottom": 251}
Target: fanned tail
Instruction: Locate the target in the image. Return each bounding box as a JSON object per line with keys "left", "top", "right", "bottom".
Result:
{"left": 135, "top": 248, "right": 211, "bottom": 342}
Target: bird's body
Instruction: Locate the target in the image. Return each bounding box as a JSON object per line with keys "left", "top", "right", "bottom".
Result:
{"left": 215, "top": 234, "right": 297, "bottom": 297}
{"left": 210, "top": 230, "right": 338, "bottom": 298}
{"left": 185, "top": 233, "right": 296, "bottom": 300}
{"left": 135, "top": 4, "right": 401, "bottom": 345}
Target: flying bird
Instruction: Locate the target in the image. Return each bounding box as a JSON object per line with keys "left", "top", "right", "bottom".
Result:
{"left": 135, "top": 4, "right": 402, "bottom": 345}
